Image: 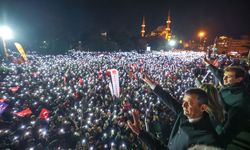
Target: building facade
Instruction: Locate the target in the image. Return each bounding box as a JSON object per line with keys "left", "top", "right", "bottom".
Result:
{"left": 215, "top": 36, "right": 250, "bottom": 55}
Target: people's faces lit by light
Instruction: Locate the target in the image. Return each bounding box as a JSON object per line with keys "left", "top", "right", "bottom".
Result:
{"left": 182, "top": 94, "right": 207, "bottom": 119}
{"left": 223, "top": 71, "right": 243, "bottom": 86}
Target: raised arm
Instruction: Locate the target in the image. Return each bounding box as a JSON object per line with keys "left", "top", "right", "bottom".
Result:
{"left": 127, "top": 110, "right": 168, "bottom": 150}
{"left": 142, "top": 73, "right": 182, "bottom": 115}
{"left": 203, "top": 57, "right": 224, "bottom": 84}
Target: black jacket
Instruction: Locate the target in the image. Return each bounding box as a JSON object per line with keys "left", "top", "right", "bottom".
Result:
{"left": 138, "top": 85, "right": 219, "bottom": 150}
{"left": 207, "top": 65, "right": 250, "bottom": 146}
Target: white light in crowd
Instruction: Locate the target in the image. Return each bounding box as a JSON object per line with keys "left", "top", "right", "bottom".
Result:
{"left": 89, "top": 146, "right": 94, "bottom": 150}
{"left": 13, "top": 136, "right": 18, "bottom": 140}
{"left": 74, "top": 132, "right": 80, "bottom": 136}
{"left": 104, "top": 144, "right": 108, "bottom": 148}
{"left": 59, "top": 128, "right": 65, "bottom": 134}
{"left": 24, "top": 131, "right": 30, "bottom": 136}
{"left": 82, "top": 139, "right": 86, "bottom": 144}
{"left": 122, "top": 143, "right": 126, "bottom": 147}
{"left": 42, "top": 131, "right": 47, "bottom": 136}
{"left": 168, "top": 40, "right": 176, "bottom": 47}
{"left": 103, "top": 133, "right": 107, "bottom": 137}
{"left": 111, "top": 142, "right": 115, "bottom": 146}
{"left": 111, "top": 129, "right": 114, "bottom": 134}
{"left": 20, "top": 125, "right": 26, "bottom": 129}
{"left": 29, "top": 147, "right": 34, "bottom": 150}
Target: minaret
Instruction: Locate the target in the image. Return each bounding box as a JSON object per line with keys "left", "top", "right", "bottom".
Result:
{"left": 165, "top": 9, "right": 171, "bottom": 40}
{"left": 141, "top": 16, "right": 146, "bottom": 38}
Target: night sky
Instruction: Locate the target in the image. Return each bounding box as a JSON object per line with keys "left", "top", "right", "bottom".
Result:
{"left": 1, "top": 0, "right": 250, "bottom": 43}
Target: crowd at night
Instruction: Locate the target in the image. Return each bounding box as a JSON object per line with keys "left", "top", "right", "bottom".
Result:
{"left": 1, "top": 50, "right": 249, "bottom": 149}
{"left": 1, "top": 0, "right": 250, "bottom": 149}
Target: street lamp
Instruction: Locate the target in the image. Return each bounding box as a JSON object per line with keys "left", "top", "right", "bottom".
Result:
{"left": 168, "top": 39, "right": 176, "bottom": 47}
{"left": 198, "top": 31, "right": 205, "bottom": 50}
{"left": 0, "top": 26, "right": 13, "bottom": 58}
{"left": 168, "top": 39, "right": 176, "bottom": 50}
{"left": 198, "top": 31, "right": 205, "bottom": 39}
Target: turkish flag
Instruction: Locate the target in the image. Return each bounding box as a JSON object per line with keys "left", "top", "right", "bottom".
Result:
{"left": 0, "top": 98, "right": 6, "bottom": 103}
{"left": 74, "top": 92, "right": 80, "bottom": 98}
{"left": 132, "top": 64, "right": 137, "bottom": 72}
{"left": 98, "top": 69, "right": 103, "bottom": 80}
{"left": 64, "top": 76, "right": 67, "bottom": 85}
{"left": 9, "top": 86, "right": 20, "bottom": 93}
{"left": 16, "top": 108, "right": 32, "bottom": 117}
{"left": 106, "top": 69, "right": 111, "bottom": 77}
{"left": 79, "top": 78, "right": 84, "bottom": 85}
{"left": 123, "top": 101, "right": 132, "bottom": 110}
{"left": 39, "top": 108, "right": 49, "bottom": 119}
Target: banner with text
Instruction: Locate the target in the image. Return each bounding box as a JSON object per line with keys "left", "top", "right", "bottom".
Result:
{"left": 110, "top": 69, "right": 120, "bottom": 98}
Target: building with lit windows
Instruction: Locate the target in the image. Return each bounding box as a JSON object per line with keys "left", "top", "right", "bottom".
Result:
{"left": 215, "top": 36, "right": 250, "bottom": 55}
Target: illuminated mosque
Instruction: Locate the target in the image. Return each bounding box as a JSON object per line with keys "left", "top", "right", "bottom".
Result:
{"left": 141, "top": 10, "right": 172, "bottom": 41}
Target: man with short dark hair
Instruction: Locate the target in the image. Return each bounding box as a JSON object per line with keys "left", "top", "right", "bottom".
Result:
{"left": 127, "top": 74, "right": 219, "bottom": 150}
{"left": 224, "top": 66, "right": 246, "bottom": 79}
{"left": 204, "top": 58, "right": 250, "bottom": 147}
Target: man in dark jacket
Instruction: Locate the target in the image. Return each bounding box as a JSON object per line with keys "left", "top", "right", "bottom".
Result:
{"left": 204, "top": 58, "right": 250, "bottom": 147}
{"left": 127, "top": 74, "right": 219, "bottom": 150}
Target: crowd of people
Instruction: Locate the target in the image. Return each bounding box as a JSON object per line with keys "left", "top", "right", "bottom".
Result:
{"left": 0, "top": 50, "right": 249, "bottom": 149}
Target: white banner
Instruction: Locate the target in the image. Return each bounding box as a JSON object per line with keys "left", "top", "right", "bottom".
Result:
{"left": 110, "top": 69, "right": 120, "bottom": 98}
{"left": 109, "top": 82, "right": 114, "bottom": 97}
